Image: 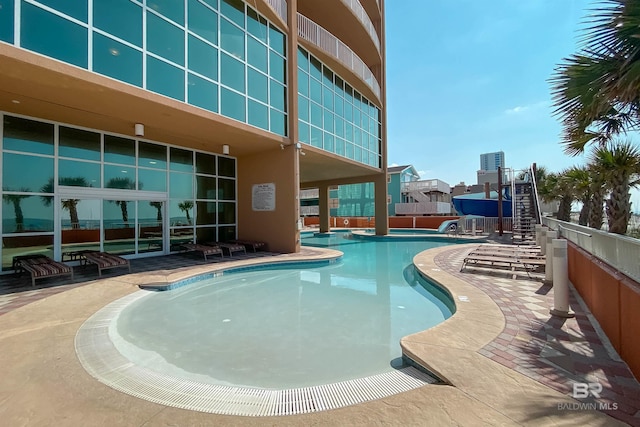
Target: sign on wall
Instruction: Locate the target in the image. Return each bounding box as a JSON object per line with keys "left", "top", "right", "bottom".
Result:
{"left": 252, "top": 183, "right": 276, "bottom": 211}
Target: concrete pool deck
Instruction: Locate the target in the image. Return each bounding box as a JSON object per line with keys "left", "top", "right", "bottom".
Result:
{"left": 0, "top": 244, "right": 637, "bottom": 426}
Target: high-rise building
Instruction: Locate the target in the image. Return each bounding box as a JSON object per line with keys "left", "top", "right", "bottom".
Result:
{"left": 0, "top": 0, "right": 387, "bottom": 271}
{"left": 480, "top": 151, "right": 505, "bottom": 172}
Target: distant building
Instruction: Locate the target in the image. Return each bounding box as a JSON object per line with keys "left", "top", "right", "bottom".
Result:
{"left": 480, "top": 151, "right": 505, "bottom": 171}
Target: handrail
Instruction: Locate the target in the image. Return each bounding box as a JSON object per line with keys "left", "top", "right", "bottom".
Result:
{"left": 558, "top": 224, "right": 592, "bottom": 237}
{"left": 340, "top": 0, "right": 380, "bottom": 52}
{"left": 297, "top": 13, "right": 381, "bottom": 100}
{"left": 265, "top": 0, "right": 287, "bottom": 24}
{"left": 529, "top": 164, "right": 542, "bottom": 224}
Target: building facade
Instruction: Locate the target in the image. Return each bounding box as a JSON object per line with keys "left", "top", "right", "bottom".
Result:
{"left": 480, "top": 151, "right": 505, "bottom": 172}
{"left": 0, "top": 0, "right": 387, "bottom": 271}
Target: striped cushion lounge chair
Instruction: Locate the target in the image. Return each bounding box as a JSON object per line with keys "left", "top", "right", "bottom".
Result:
{"left": 18, "top": 256, "right": 74, "bottom": 287}
{"left": 208, "top": 242, "right": 247, "bottom": 256}
{"left": 83, "top": 251, "right": 131, "bottom": 277}
{"left": 231, "top": 239, "right": 267, "bottom": 252}
{"left": 183, "top": 243, "right": 224, "bottom": 260}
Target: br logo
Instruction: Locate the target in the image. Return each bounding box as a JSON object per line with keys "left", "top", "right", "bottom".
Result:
{"left": 572, "top": 382, "right": 602, "bottom": 399}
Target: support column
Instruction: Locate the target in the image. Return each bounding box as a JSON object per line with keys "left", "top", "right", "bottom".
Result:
{"left": 318, "top": 185, "right": 330, "bottom": 233}
{"left": 374, "top": 173, "right": 389, "bottom": 235}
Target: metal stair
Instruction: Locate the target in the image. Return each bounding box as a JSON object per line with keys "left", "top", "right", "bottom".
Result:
{"left": 511, "top": 165, "right": 542, "bottom": 245}
{"left": 408, "top": 189, "right": 431, "bottom": 203}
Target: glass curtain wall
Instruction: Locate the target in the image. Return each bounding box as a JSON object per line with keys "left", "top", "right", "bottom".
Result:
{"left": 12, "top": 0, "right": 287, "bottom": 136}
{"left": 297, "top": 47, "right": 382, "bottom": 168}
{"left": 0, "top": 113, "right": 236, "bottom": 271}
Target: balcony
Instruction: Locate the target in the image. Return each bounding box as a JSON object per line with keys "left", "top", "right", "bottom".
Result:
{"left": 297, "top": 13, "right": 381, "bottom": 100}
{"left": 394, "top": 202, "right": 452, "bottom": 216}
{"left": 339, "top": 0, "right": 380, "bottom": 52}
{"left": 300, "top": 205, "right": 320, "bottom": 216}
{"left": 401, "top": 180, "right": 451, "bottom": 194}
{"left": 300, "top": 188, "right": 319, "bottom": 199}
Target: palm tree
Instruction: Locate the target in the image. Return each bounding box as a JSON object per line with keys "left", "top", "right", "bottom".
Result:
{"left": 564, "top": 166, "right": 593, "bottom": 226}
{"left": 2, "top": 188, "right": 30, "bottom": 232}
{"left": 178, "top": 200, "right": 193, "bottom": 225}
{"left": 538, "top": 171, "right": 574, "bottom": 222}
{"left": 550, "top": 0, "right": 640, "bottom": 155}
{"left": 106, "top": 177, "right": 136, "bottom": 227}
{"left": 588, "top": 141, "right": 640, "bottom": 234}
{"left": 587, "top": 163, "right": 607, "bottom": 230}
{"left": 40, "top": 177, "right": 88, "bottom": 229}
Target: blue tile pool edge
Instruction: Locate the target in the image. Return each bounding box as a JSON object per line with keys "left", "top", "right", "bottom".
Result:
{"left": 139, "top": 257, "right": 343, "bottom": 292}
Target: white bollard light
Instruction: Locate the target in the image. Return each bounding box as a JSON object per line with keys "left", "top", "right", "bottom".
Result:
{"left": 472, "top": 218, "right": 477, "bottom": 236}
{"left": 540, "top": 228, "right": 548, "bottom": 256}
{"left": 535, "top": 225, "right": 543, "bottom": 246}
{"left": 544, "top": 231, "right": 557, "bottom": 284}
{"left": 550, "top": 238, "right": 575, "bottom": 318}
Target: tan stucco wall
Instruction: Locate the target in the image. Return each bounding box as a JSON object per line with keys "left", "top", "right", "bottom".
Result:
{"left": 237, "top": 146, "right": 300, "bottom": 253}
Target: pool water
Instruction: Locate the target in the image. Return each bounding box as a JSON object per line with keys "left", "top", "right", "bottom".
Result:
{"left": 111, "top": 234, "right": 455, "bottom": 389}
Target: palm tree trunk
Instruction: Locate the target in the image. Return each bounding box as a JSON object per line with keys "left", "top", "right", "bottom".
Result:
{"left": 119, "top": 201, "right": 129, "bottom": 228}
{"left": 12, "top": 200, "right": 24, "bottom": 232}
{"left": 606, "top": 176, "right": 631, "bottom": 234}
{"left": 557, "top": 196, "right": 572, "bottom": 222}
{"left": 578, "top": 197, "right": 590, "bottom": 226}
{"left": 69, "top": 201, "right": 80, "bottom": 229}
{"left": 589, "top": 189, "right": 605, "bottom": 229}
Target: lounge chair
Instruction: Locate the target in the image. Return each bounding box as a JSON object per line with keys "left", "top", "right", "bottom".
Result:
{"left": 83, "top": 251, "right": 131, "bottom": 277}
{"left": 461, "top": 252, "right": 545, "bottom": 273}
{"left": 16, "top": 256, "right": 74, "bottom": 287}
{"left": 183, "top": 243, "right": 224, "bottom": 260}
{"left": 207, "top": 242, "right": 247, "bottom": 256}
{"left": 231, "top": 239, "right": 267, "bottom": 252}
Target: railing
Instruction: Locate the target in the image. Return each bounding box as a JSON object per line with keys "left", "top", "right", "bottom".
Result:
{"left": 542, "top": 217, "right": 640, "bottom": 283}
{"left": 457, "top": 216, "right": 513, "bottom": 235}
{"left": 394, "top": 202, "right": 451, "bottom": 215}
{"left": 300, "top": 205, "right": 319, "bottom": 216}
{"left": 340, "top": 0, "right": 380, "bottom": 52}
{"left": 401, "top": 180, "right": 451, "bottom": 194}
{"left": 265, "top": 0, "right": 287, "bottom": 23}
{"left": 297, "top": 13, "right": 381, "bottom": 99}
{"left": 300, "top": 188, "right": 319, "bottom": 199}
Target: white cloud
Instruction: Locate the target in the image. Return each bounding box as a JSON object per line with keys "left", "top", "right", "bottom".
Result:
{"left": 504, "top": 101, "right": 548, "bottom": 115}
{"left": 417, "top": 170, "right": 433, "bottom": 178}
{"left": 390, "top": 162, "right": 399, "bottom": 167}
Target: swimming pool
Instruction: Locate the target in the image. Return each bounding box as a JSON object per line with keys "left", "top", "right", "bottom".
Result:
{"left": 108, "top": 234, "right": 455, "bottom": 390}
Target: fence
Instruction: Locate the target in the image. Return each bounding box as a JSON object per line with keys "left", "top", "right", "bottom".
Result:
{"left": 457, "top": 216, "right": 513, "bottom": 235}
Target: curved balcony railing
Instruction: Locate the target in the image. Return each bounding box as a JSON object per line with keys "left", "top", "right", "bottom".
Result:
{"left": 297, "top": 13, "right": 381, "bottom": 100}
{"left": 266, "top": 0, "right": 287, "bottom": 23}
{"left": 340, "top": 0, "right": 380, "bottom": 52}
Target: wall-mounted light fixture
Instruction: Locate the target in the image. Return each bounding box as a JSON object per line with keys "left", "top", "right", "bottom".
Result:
{"left": 222, "top": 144, "right": 230, "bottom": 155}
{"left": 134, "top": 123, "right": 144, "bottom": 137}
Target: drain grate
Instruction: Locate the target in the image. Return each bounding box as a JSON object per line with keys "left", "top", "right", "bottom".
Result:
{"left": 75, "top": 291, "right": 437, "bottom": 416}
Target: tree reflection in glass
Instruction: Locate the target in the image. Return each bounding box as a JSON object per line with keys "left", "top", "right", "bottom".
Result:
{"left": 41, "top": 177, "right": 88, "bottom": 229}
{"left": 178, "top": 200, "right": 193, "bottom": 225}
{"left": 2, "top": 188, "right": 30, "bottom": 232}
{"left": 106, "top": 177, "right": 136, "bottom": 227}
{"left": 149, "top": 201, "right": 163, "bottom": 221}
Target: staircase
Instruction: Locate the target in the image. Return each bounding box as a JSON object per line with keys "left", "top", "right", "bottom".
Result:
{"left": 511, "top": 165, "right": 541, "bottom": 245}
{"left": 408, "top": 190, "right": 430, "bottom": 203}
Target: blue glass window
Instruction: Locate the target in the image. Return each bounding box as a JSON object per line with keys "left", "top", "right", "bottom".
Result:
{"left": 58, "top": 160, "right": 100, "bottom": 187}
{"left": 0, "top": 0, "right": 14, "bottom": 43}
{"left": 104, "top": 165, "right": 135, "bottom": 186}
{"left": 323, "top": 86, "right": 334, "bottom": 110}
{"left": 93, "top": 33, "right": 143, "bottom": 87}
{"left": 298, "top": 95, "right": 309, "bottom": 122}
{"left": 147, "top": 56, "right": 185, "bottom": 101}
{"left": 247, "top": 36, "right": 267, "bottom": 72}
{"left": 196, "top": 152, "right": 216, "bottom": 175}
{"left": 270, "top": 80, "right": 286, "bottom": 112}
{"left": 2, "top": 153, "right": 53, "bottom": 193}
{"left": 248, "top": 100, "right": 268, "bottom": 131}
{"left": 220, "top": 53, "right": 245, "bottom": 92}
{"left": 247, "top": 8, "right": 267, "bottom": 43}
{"left": 221, "top": 87, "right": 246, "bottom": 122}
{"left": 297, "top": 48, "right": 308, "bottom": 72}
{"left": 298, "top": 69, "right": 309, "bottom": 97}
{"left": 94, "top": 0, "right": 142, "bottom": 46}
{"left": 196, "top": 175, "right": 217, "bottom": 199}
{"left": 1, "top": 195, "right": 53, "bottom": 233}
{"left": 188, "top": 35, "right": 218, "bottom": 80}
{"left": 220, "top": 18, "right": 245, "bottom": 60}
{"left": 324, "top": 133, "right": 334, "bottom": 152}
{"left": 188, "top": 73, "right": 219, "bottom": 113}
{"left": 170, "top": 148, "right": 194, "bottom": 173}
{"left": 310, "top": 102, "right": 322, "bottom": 128}
{"left": 21, "top": 3, "right": 88, "bottom": 68}
{"left": 310, "top": 78, "right": 322, "bottom": 104}
{"left": 3, "top": 116, "right": 54, "bottom": 155}
{"left": 59, "top": 127, "right": 100, "bottom": 161}
{"left": 221, "top": 0, "right": 244, "bottom": 28}
{"left": 36, "top": 0, "right": 87, "bottom": 22}
{"left": 148, "top": 0, "right": 184, "bottom": 25}
{"left": 104, "top": 135, "right": 135, "bottom": 165}
{"left": 298, "top": 121, "right": 309, "bottom": 143}
{"left": 268, "top": 24, "right": 285, "bottom": 56}
{"left": 310, "top": 56, "right": 322, "bottom": 81}
{"left": 138, "top": 169, "right": 166, "bottom": 192}
{"left": 188, "top": 0, "right": 218, "bottom": 45}
{"left": 311, "top": 126, "right": 322, "bottom": 148}
{"left": 270, "top": 109, "right": 286, "bottom": 136}
{"left": 270, "top": 51, "right": 285, "bottom": 84}
{"left": 147, "top": 12, "right": 185, "bottom": 65}
{"left": 247, "top": 68, "right": 268, "bottom": 103}
{"left": 170, "top": 172, "right": 194, "bottom": 198}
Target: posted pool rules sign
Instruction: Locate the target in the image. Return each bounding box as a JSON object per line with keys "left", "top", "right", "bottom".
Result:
{"left": 252, "top": 183, "right": 276, "bottom": 211}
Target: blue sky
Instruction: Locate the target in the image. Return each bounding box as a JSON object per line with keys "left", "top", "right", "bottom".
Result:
{"left": 384, "top": 0, "right": 640, "bottom": 212}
